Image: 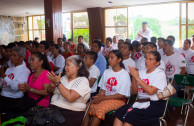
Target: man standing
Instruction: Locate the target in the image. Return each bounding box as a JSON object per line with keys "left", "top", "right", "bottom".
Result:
{"left": 135, "top": 22, "right": 152, "bottom": 42}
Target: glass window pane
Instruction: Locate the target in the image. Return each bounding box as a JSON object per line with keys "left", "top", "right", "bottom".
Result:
{"left": 42, "top": 30, "right": 46, "bottom": 40}
{"left": 28, "top": 17, "right": 32, "bottom": 30}
{"left": 73, "top": 12, "right": 89, "bottom": 28}
{"left": 73, "top": 29, "right": 89, "bottom": 43}
{"left": 188, "top": 25, "right": 194, "bottom": 39}
{"left": 106, "top": 27, "right": 128, "bottom": 40}
{"left": 41, "top": 16, "right": 45, "bottom": 29}
{"left": 62, "top": 13, "right": 72, "bottom": 39}
{"left": 188, "top": 3, "right": 194, "bottom": 24}
{"left": 105, "top": 8, "right": 127, "bottom": 27}
{"left": 29, "top": 30, "right": 33, "bottom": 40}
{"left": 33, "top": 16, "right": 41, "bottom": 29}
{"left": 128, "top": 3, "right": 179, "bottom": 47}
{"left": 181, "top": 3, "right": 186, "bottom": 24}
{"left": 34, "top": 30, "right": 41, "bottom": 40}
{"left": 181, "top": 25, "right": 186, "bottom": 46}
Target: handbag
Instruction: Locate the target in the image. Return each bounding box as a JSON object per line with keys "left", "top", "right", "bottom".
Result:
{"left": 157, "top": 82, "right": 176, "bottom": 100}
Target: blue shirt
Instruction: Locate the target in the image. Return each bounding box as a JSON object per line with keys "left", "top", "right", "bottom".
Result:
{"left": 94, "top": 52, "right": 107, "bottom": 76}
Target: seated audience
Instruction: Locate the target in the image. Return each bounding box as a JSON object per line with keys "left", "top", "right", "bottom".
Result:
{"left": 18, "top": 52, "right": 51, "bottom": 108}
{"left": 50, "top": 44, "right": 65, "bottom": 74}
{"left": 112, "top": 35, "right": 119, "bottom": 50}
{"left": 62, "top": 42, "right": 74, "bottom": 59}
{"left": 131, "top": 41, "right": 143, "bottom": 64}
{"left": 177, "top": 39, "right": 193, "bottom": 58}
{"left": 136, "top": 42, "right": 165, "bottom": 71}
{"left": 151, "top": 37, "right": 157, "bottom": 43}
{"left": 121, "top": 42, "right": 135, "bottom": 73}
{"left": 167, "top": 35, "right": 178, "bottom": 53}
{"left": 75, "top": 43, "right": 86, "bottom": 59}
{"left": 162, "top": 39, "right": 186, "bottom": 82}
{"left": 91, "top": 40, "right": 107, "bottom": 76}
{"left": 68, "top": 39, "right": 76, "bottom": 53}
{"left": 102, "top": 37, "right": 114, "bottom": 58}
{"left": 84, "top": 51, "right": 100, "bottom": 97}
{"left": 118, "top": 39, "right": 125, "bottom": 51}
{"left": 47, "top": 55, "right": 91, "bottom": 126}
{"left": 113, "top": 51, "right": 167, "bottom": 126}
{"left": 140, "top": 37, "right": 148, "bottom": 44}
{"left": 77, "top": 35, "right": 89, "bottom": 50}
{"left": 83, "top": 50, "right": 131, "bottom": 126}
{"left": 186, "top": 52, "right": 194, "bottom": 76}
{"left": 191, "top": 35, "right": 194, "bottom": 50}
{"left": 0, "top": 47, "right": 30, "bottom": 112}
{"left": 125, "top": 38, "right": 131, "bottom": 44}
{"left": 57, "top": 38, "right": 65, "bottom": 52}
{"left": 157, "top": 37, "right": 165, "bottom": 56}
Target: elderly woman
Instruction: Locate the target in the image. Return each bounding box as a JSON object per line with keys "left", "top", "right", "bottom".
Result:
{"left": 0, "top": 47, "right": 30, "bottom": 112}
{"left": 47, "top": 55, "right": 91, "bottom": 126}
{"left": 18, "top": 52, "right": 51, "bottom": 108}
{"left": 113, "top": 51, "right": 167, "bottom": 126}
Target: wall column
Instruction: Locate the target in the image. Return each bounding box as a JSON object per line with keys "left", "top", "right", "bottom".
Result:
{"left": 44, "top": 0, "right": 63, "bottom": 43}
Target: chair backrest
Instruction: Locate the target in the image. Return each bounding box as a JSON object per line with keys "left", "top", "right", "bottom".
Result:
{"left": 174, "top": 74, "right": 194, "bottom": 86}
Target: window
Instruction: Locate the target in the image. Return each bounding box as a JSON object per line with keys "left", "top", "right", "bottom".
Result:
{"left": 105, "top": 8, "right": 128, "bottom": 40}
{"left": 28, "top": 16, "right": 45, "bottom": 41}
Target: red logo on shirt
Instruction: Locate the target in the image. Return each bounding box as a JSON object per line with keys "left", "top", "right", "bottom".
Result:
{"left": 138, "top": 79, "right": 149, "bottom": 93}
{"left": 135, "top": 53, "right": 142, "bottom": 59}
{"left": 190, "top": 56, "right": 194, "bottom": 63}
{"left": 165, "top": 62, "right": 175, "bottom": 75}
{"left": 181, "top": 53, "right": 185, "bottom": 58}
{"left": 106, "top": 77, "right": 118, "bottom": 92}
{"left": 8, "top": 73, "right": 14, "bottom": 80}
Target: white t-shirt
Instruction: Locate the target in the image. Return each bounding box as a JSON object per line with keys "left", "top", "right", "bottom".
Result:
{"left": 132, "top": 68, "right": 167, "bottom": 109}
{"left": 99, "top": 69, "right": 131, "bottom": 97}
{"left": 52, "top": 54, "right": 65, "bottom": 74}
{"left": 122, "top": 58, "right": 135, "bottom": 73}
{"left": 135, "top": 28, "right": 152, "bottom": 42}
{"left": 133, "top": 51, "right": 143, "bottom": 64}
{"left": 158, "top": 48, "right": 165, "bottom": 56}
{"left": 162, "top": 52, "right": 186, "bottom": 79}
{"left": 88, "top": 65, "right": 100, "bottom": 93}
{"left": 177, "top": 47, "right": 193, "bottom": 59}
{"left": 101, "top": 46, "right": 114, "bottom": 57}
{"left": 136, "top": 56, "right": 165, "bottom": 71}
{"left": 59, "top": 47, "right": 65, "bottom": 52}
{"left": 83, "top": 42, "right": 89, "bottom": 50}
{"left": 1, "top": 63, "right": 30, "bottom": 98}
{"left": 111, "top": 43, "right": 118, "bottom": 50}
{"left": 51, "top": 76, "right": 91, "bottom": 111}
{"left": 186, "top": 52, "right": 194, "bottom": 75}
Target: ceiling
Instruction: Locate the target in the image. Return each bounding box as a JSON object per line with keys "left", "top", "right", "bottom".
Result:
{"left": 0, "top": 0, "right": 188, "bottom": 16}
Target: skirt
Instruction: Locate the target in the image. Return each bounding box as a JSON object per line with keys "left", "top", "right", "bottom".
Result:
{"left": 88, "top": 99, "right": 125, "bottom": 120}
{"left": 115, "top": 100, "right": 166, "bottom": 126}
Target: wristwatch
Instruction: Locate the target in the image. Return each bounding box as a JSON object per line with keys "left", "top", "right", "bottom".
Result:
{"left": 55, "top": 82, "right": 61, "bottom": 87}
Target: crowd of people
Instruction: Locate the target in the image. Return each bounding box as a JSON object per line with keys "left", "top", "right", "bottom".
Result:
{"left": 0, "top": 21, "right": 194, "bottom": 126}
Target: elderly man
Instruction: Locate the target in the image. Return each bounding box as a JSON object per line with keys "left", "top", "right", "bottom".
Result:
{"left": 0, "top": 47, "right": 30, "bottom": 112}
{"left": 135, "top": 22, "right": 152, "bottom": 42}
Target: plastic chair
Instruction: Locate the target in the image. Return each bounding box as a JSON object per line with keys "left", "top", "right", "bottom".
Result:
{"left": 168, "top": 74, "right": 194, "bottom": 126}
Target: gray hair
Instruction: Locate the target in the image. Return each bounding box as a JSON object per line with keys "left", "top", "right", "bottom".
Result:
{"left": 66, "top": 55, "right": 82, "bottom": 67}
{"left": 12, "top": 47, "right": 26, "bottom": 57}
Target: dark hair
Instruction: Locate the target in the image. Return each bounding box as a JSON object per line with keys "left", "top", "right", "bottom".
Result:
{"left": 109, "top": 50, "right": 125, "bottom": 69}
{"left": 142, "top": 37, "right": 148, "bottom": 41}
{"left": 85, "top": 51, "right": 98, "bottom": 63}
{"left": 94, "top": 36, "right": 101, "bottom": 41}
{"left": 147, "top": 42, "right": 157, "bottom": 50}
{"left": 142, "top": 22, "right": 148, "bottom": 25}
{"left": 124, "top": 42, "right": 133, "bottom": 51}
{"left": 64, "top": 42, "right": 70, "bottom": 46}
{"left": 92, "top": 40, "right": 101, "bottom": 49}
{"left": 31, "top": 52, "right": 51, "bottom": 71}
{"left": 125, "top": 39, "right": 131, "bottom": 43}
{"left": 57, "top": 38, "right": 63, "bottom": 42}
{"left": 40, "top": 41, "right": 50, "bottom": 50}
{"left": 184, "top": 39, "right": 191, "bottom": 46}
{"left": 147, "top": 51, "right": 161, "bottom": 63}
{"left": 68, "top": 39, "right": 73, "bottom": 42}
{"left": 48, "top": 41, "right": 55, "bottom": 45}
{"left": 106, "top": 37, "right": 113, "bottom": 43}
{"left": 118, "top": 39, "right": 125, "bottom": 43}
{"left": 167, "top": 35, "right": 175, "bottom": 45}
{"left": 35, "top": 37, "right": 39, "bottom": 41}
{"left": 7, "top": 43, "right": 16, "bottom": 49}
{"left": 158, "top": 37, "right": 165, "bottom": 42}
{"left": 32, "top": 41, "right": 39, "bottom": 48}
{"left": 51, "top": 44, "right": 61, "bottom": 54}
{"left": 78, "top": 35, "right": 83, "bottom": 39}
{"left": 141, "top": 42, "right": 149, "bottom": 46}
{"left": 132, "top": 40, "right": 141, "bottom": 48}
{"left": 164, "top": 39, "right": 173, "bottom": 46}
{"left": 151, "top": 37, "right": 157, "bottom": 43}
{"left": 66, "top": 55, "right": 89, "bottom": 78}
{"left": 17, "top": 41, "right": 25, "bottom": 47}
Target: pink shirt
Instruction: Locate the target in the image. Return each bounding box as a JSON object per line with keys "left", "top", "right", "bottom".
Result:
{"left": 28, "top": 70, "right": 51, "bottom": 107}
